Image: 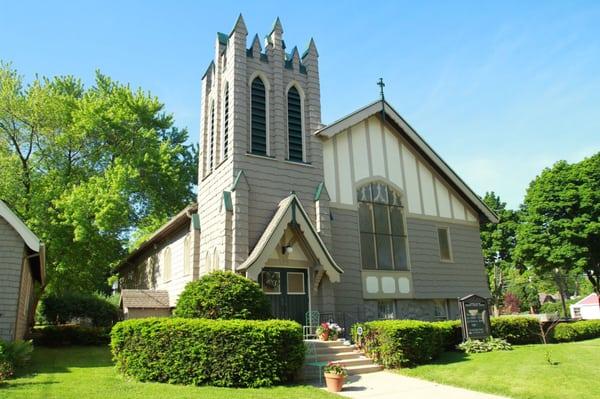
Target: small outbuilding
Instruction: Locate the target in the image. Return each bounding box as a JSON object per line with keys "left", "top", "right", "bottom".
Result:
{"left": 119, "top": 289, "right": 171, "bottom": 319}
{"left": 0, "top": 200, "right": 45, "bottom": 341}
{"left": 570, "top": 293, "right": 600, "bottom": 320}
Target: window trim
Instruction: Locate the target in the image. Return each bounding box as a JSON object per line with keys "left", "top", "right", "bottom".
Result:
{"left": 437, "top": 226, "right": 454, "bottom": 263}
{"left": 183, "top": 235, "right": 191, "bottom": 276}
{"left": 248, "top": 73, "right": 271, "bottom": 156}
{"left": 261, "top": 271, "right": 281, "bottom": 295}
{"left": 162, "top": 246, "right": 172, "bottom": 283}
{"left": 285, "top": 82, "right": 306, "bottom": 163}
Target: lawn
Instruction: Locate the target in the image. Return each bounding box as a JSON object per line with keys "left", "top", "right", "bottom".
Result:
{"left": 398, "top": 338, "right": 600, "bottom": 399}
{"left": 0, "top": 346, "right": 335, "bottom": 399}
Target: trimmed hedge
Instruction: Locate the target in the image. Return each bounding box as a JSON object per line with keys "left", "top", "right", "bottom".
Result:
{"left": 38, "top": 292, "right": 120, "bottom": 327}
{"left": 174, "top": 271, "right": 271, "bottom": 320}
{"left": 490, "top": 316, "right": 541, "bottom": 344}
{"left": 111, "top": 318, "right": 304, "bottom": 388}
{"left": 352, "top": 320, "right": 451, "bottom": 368}
{"left": 551, "top": 320, "right": 600, "bottom": 342}
{"left": 32, "top": 325, "right": 111, "bottom": 346}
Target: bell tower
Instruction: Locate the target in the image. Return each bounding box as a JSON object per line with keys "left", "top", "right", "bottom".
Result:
{"left": 197, "top": 15, "right": 329, "bottom": 275}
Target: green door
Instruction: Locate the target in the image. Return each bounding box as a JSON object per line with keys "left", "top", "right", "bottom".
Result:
{"left": 260, "top": 267, "right": 308, "bottom": 325}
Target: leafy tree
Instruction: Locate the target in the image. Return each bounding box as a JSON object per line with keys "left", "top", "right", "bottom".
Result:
{"left": 0, "top": 62, "right": 198, "bottom": 294}
{"left": 515, "top": 153, "right": 600, "bottom": 311}
{"left": 480, "top": 192, "right": 520, "bottom": 312}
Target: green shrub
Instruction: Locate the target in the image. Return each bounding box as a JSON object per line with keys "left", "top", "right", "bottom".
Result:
{"left": 32, "top": 325, "right": 110, "bottom": 346}
{"left": 433, "top": 319, "right": 462, "bottom": 350}
{"left": 38, "top": 292, "right": 120, "bottom": 327}
{"left": 0, "top": 340, "right": 33, "bottom": 382}
{"left": 352, "top": 320, "right": 450, "bottom": 368}
{"left": 551, "top": 320, "right": 600, "bottom": 342}
{"left": 458, "top": 337, "right": 512, "bottom": 353}
{"left": 490, "top": 316, "right": 540, "bottom": 344}
{"left": 174, "top": 271, "right": 271, "bottom": 320}
{"left": 111, "top": 317, "right": 304, "bottom": 388}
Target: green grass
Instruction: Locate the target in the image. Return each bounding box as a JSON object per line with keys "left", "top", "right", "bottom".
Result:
{"left": 398, "top": 338, "right": 600, "bottom": 399}
{"left": 0, "top": 346, "right": 335, "bottom": 399}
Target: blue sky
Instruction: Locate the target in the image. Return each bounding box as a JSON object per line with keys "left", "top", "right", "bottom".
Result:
{"left": 2, "top": 1, "right": 599, "bottom": 208}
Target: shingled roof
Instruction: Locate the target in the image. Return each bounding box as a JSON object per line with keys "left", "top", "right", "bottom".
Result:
{"left": 120, "top": 289, "right": 170, "bottom": 309}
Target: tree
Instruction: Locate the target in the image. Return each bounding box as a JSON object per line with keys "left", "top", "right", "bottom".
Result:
{"left": 480, "top": 192, "right": 520, "bottom": 314}
{"left": 0, "top": 62, "right": 198, "bottom": 294}
{"left": 515, "top": 153, "right": 600, "bottom": 311}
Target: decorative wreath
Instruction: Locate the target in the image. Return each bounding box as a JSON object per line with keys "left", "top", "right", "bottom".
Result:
{"left": 263, "top": 271, "right": 280, "bottom": 290}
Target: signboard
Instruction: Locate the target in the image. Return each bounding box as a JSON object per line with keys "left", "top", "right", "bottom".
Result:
{"left": 458, "top": 294, "right": 491, "bottom": 341}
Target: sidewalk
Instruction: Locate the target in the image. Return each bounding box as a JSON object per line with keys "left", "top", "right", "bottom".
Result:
{"left": 329, "top": 371, "right": 509, "bottom": 399}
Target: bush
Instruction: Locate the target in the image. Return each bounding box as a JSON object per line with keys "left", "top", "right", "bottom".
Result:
{"left": 32, "top": 325, "right": 111, "bottom": 346}
{"left": 174, "top": 271, "right": 271, "bottom": 320}
{"left": 490, "top": 316, "right": 540, "bottom": 344}
{"left": 38, "top": 292, "right": 120, "bottom": 327}
{"left": 111, "top": 317, "right": 304, "bottom": 387}
{"left": 352, "top": 320, "right": 450, "bottom": 368}
{"left": 0, "top": 340, "right": 33, "bottom": 382}
{"left": 458, "top": 337, "right": 512, "bottom": 353}
{"left": 433, "top": 319, "right": 462, "bottom": 350}
{"left": 551, "top": 320, "right": 600, "bottom": 342}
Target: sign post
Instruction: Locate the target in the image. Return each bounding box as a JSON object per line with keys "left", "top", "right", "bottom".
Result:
{"left": 458, "top": 294, "right": 491, "bottom": 341}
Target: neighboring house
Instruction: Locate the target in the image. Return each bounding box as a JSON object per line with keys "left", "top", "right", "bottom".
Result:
{"left": 570, "top": 293, "right": 600, "bottom": 320}
{"left": 118, "top": 16, "right": 498, "bottom": 325}
{"left": 0, "top": 200, "right": 45, "bottom": 341}
{"left": 120, "top": 289, "right": 171, "bottom": 319}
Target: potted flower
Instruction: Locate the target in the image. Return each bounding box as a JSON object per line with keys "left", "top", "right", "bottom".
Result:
{"left": 316, "top": 322, "right": 344, "bottom": 341}
{"left": 323, "top": 362, "right": 347, "bottom": 392}
{"left": 316, "top": 322, "right": 330, "bottom": 341}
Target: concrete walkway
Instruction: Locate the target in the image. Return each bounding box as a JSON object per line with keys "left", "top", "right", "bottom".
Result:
{"left": 328, "top": 371, "right": 509, "bottom": 399}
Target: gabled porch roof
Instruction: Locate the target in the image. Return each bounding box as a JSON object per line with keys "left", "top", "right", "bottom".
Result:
{"left": 238, "top": 194, "right": 343, "bottom": 282}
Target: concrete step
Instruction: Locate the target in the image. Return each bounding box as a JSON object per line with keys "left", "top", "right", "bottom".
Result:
{"left": 345, "top": 363, "right": 384, "bottom": 375}
{"left": 313, "top": 351, "right": 361, "bottom": 361}
{"left": 305, "top": 339, "right": 348, "bottom": 347}
{"left": 313, "top": 345, "right": 355, "bottom": 354}
{"left": 330, "top": 356, "right": 374, "bottom": 367}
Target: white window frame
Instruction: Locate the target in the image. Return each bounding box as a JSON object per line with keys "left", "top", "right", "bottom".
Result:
{"left": 261, "top": 271, "right": 281, "bottom": 295}
{"left": 286, "top": 272, "right": 306, "bottom": 295}
{"left": 248, "top": 73, "right": 271, "bottom": 156}
{"left": 162, "top": 246, "right": 172, "bottom": 283}
{"left": 285, "top": 82, "right": 306, "bottom": 163}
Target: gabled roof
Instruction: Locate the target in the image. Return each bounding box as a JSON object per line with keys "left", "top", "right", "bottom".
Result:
{"left": 0, "top": 200, "right": 42, "bottom": 252}
{"left": 117, "top": 203, "right": 198, "bottom": 271}
{"left": 238, "top": 194, "right": 343, "bottom": 282}
{"left": 574, "top": 293, "right": 599, "bottom": 306}
{"left": 315, "top": 100, "right": 499, "bottom": 224}
{"left": 120, "top": 289, "right": 170, "bottom": 309}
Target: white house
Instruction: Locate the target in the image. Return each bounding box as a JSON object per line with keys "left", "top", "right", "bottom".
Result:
{"left": 570, "top": 293, "right": 600, "bottom": 320}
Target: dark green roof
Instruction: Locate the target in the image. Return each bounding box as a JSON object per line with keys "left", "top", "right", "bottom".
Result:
{"left": 217, "top": 32, "right": 228, "bottom": 46}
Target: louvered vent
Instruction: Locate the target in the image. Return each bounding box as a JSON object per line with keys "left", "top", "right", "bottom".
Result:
{"left": 223, "top": 84, "right": 229, "bottom": 159}
{"left": 251, "top": 78, "right": 267, "bottom": 155}
{"left": 209, "top": 101, "right": 215, "bottom": 170}
{"left": 287, "top": 86, "right": 303, "bottom": 162}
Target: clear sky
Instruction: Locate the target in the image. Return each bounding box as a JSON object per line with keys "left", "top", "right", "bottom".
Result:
{"left": 2, "top": 1, "right": 599, "bottom": 209}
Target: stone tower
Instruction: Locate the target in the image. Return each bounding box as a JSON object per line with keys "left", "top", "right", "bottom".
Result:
{"left": 197, "top": 15, "right": 330, "bottom": 276}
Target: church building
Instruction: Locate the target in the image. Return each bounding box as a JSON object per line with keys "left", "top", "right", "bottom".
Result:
{"left": 118, "top": 16, "right": 498, "bottom": 326}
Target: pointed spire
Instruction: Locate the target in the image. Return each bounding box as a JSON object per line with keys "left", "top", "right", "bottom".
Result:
{"left": 303, "top": 38, "right": 318, "bottom": 58}
{"left": 251, "top": 34, "right": 262, "bottom": 56}
{"left": 271, "top": 17, "right": 283, "bottom": 34}
{"left": 291, "top": 46, "right": 300, "bottom": 68}
{"left": 231, "top": 13, "right": 247, "bottom": 35}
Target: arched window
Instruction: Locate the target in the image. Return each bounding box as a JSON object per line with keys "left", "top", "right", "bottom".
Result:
{"left": 205, "top": 252, "right": 212, "bottom": 274}
{"left": 209, "top": 100, "right": 216, "bottom": 170}
{"left": 222, "top": 82, "right": 230, "bottom": 160}
{"left": 250, "top": 77, "right": 267, "bottom": 155}
{"left": 163, "top": 247, "right": 172, "bottom": 282}
{"left": 287, "top": 86, "right": 303, "bottom": 162}
{"left": 183, "top": 235, "right": 191, "bottom": 276}
{"left": 357, "top": 182, "right": 409, "bottom": 270}
{"left": 213, "top": 248, "right": 219, "bottom": 271}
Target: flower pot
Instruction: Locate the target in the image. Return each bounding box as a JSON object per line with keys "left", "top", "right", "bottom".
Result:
{"left": 324, "top": 372, "right": 346, "bottom": 392}
{"left": 320, "top": 332, "right": 329, "bottom": 341}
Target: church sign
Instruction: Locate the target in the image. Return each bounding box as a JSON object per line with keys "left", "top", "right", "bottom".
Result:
{"left": 458, "top": 294, "right": 491, "bottom": 341}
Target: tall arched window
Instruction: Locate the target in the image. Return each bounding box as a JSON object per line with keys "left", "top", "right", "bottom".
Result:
{"left": 357, "top": 182, "right": 409, "bottom": 271}
{"left": 163, "top": 247, "right": 172, "bottom": 282}
{"left": 222, "top": 82, "right": 230, "bottom": 160}
{"left": 209, "top": 100, "right": 216, "bottom": 170}
{"left": 250, "top": 77, "right": 267, "bottom": 155}
{"left": 287, "top": 86, "right": 303, "bottom": 162}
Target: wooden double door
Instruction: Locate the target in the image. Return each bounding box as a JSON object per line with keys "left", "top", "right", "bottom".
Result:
{"left": 260, "top": 267, "right": 308, "bottom": 325}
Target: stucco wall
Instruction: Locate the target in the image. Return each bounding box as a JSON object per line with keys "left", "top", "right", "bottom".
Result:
{"left": 0, "top": 217, "right": 26, "bottom": 341}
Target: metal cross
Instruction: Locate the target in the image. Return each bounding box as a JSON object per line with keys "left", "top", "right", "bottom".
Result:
{"left": 377, "top": 78, "right": 385, "bottom": 101}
